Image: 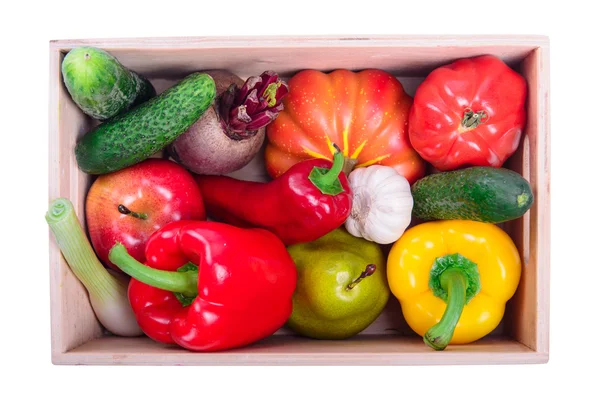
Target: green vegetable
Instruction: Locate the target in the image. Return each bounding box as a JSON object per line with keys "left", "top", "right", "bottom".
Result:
{"left": 411, "top": 166, "right": 534, "bottom": 223}
{"left": 286, "top": 228, "right": 389, "bottom": 340}
{"left": 61, "top": 46, "right": 156, "bottom": 120}
{"left": 74, "top": 72, "right": 216, "bottom": 175}
{"left": 46, "top": 198, "right": 142, "bottom": 337}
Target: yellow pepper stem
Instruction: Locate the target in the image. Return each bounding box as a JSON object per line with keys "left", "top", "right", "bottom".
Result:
{"left": 424, "top": 253, "right": 481, "bottom": 351}
{"left": 424, "top": 268, "right": 467, "bottom": 351}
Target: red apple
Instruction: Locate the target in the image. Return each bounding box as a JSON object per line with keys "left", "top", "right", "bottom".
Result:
{"left": 86, "top": 158, "right": 206, "bottom": 270}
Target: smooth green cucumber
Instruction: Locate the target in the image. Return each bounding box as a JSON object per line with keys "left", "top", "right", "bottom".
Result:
{"left": 75, "top": 72, "right": 216, "bottom": 175}
{"left": 411, "top": 167, "right": 534, "bottom": 223}
{"left": 62, "top": 46, "right": 156, "bottom": 120}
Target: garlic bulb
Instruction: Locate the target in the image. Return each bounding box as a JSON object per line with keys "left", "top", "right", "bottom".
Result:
{"left": 345, "top": 165, "right": 413, "bottom": 244}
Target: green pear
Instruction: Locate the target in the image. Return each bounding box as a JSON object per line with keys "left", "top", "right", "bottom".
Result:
{"left": 286, "top": 228, "right": 390, "bottom": 339}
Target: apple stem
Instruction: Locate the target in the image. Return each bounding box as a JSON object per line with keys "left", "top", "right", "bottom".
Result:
{"left": 346, "top": 264, "right": 376, "bottom": 290}
{"left": 118, "top": 204, "right": 148, "bottom": 220}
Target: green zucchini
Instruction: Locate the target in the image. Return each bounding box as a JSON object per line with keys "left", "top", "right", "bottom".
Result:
{"left": 411, "top": 167, "right": 534, "bottom": 223}
{"left": 61, "top": 46, "right": 156, "bottom": 120}
{"left": 75, "top": 72, "right": 216, "bottom": 175}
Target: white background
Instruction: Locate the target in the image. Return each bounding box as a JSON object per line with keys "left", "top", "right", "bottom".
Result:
{"left": 1, "top": 1, "right": 597, "bottom": 399}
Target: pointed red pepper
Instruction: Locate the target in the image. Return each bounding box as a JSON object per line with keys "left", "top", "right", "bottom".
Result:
{"left": 194, "top": 144, "right": 352, "bottom": 246}
{"left": 108, "top": 220, "right": 297, "bottom": 351}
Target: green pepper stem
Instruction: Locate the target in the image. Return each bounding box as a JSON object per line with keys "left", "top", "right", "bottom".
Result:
{"left": 118, "top": 204, "right": 148, "bottom": 220}
{"left": 308, "top": 143, "right": 346, "bottom": 195}
{"left": 108, "top": 243, "right": 198, "bottom": 297}
{"left": 424, "top": 268, "right": 467, "bottom": 351}
{"left": 321, "top": 144, "right": 344, "bottom": 186}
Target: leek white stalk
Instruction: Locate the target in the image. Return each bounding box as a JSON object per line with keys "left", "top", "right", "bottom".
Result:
{"left": 46, "top": 198, "right": 142, "bottom": 337}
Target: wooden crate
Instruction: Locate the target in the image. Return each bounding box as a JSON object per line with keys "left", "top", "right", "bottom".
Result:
{"left": 48, "top": 35, "right": 550, "bottom": 365}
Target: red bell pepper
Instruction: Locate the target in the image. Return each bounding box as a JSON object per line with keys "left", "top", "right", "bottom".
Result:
{"left": 194, "top": 144, "right": 352, "bottom": 246}
{"left": 108, "top": 220, "right": 297, "bottom": 351}
{"left": 408, "top": 55, "right": 527, "bottom": 171}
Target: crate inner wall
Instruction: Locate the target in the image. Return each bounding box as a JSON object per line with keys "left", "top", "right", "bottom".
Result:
{"left": 48, "top": 37, "right": 549, "bottom": 364}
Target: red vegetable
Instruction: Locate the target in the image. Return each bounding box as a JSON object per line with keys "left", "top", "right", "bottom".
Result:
{"left": 265, "top": 69, "right": 425, "bottom": 184}
{"left": 86, "top": 158, "right": 205, "bottom": 270}
{"left": 169, "top": 70, "right": 288, "bottom": 175}
{"left": 108, "top": 220, "right": 297, "bottom": 351}
{"left": 195, "top": 145, "right": 352, "bottom": 246}
{"left": 408, "top": 55, "right": 527, "bottom": 171}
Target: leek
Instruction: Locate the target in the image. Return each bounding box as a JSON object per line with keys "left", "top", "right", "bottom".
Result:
{"left": 46, "top": 198, "right": 142, "bottom": 337}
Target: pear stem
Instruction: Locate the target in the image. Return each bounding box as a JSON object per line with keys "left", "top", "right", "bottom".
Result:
{"left": 346, "top": 264, "right": 376, "bottom": 290}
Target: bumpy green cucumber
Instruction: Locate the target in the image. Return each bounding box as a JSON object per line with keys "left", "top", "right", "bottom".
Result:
{"left": 411, "top": 167, "right": 534, "bottom": 223}
{"left": 62, "top": 47, "right": 156, "bottom": 120}
{"left": 75, "top": 73, "right": 216, "bottom": 175}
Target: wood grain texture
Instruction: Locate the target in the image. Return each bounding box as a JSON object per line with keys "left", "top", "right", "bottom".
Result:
{"left": 55, "top": 335, "right": 546, "bottom": 366}
{"left": 48, "top": 35, "right": 549, "bottom": 51}
{"left": 48, "top": 35, "right": 550, "bottom": 365}
{"left": 505, "top": 46, "right": 550, "bottom": 355}
{"left": 49, "top": 35, "right": 547, "bottom": 78}
{"left": 49, "top": 45, "right": 104, "bottom": 360}
{"left": 536, "top": 46, "right": 551, "bottom": 356}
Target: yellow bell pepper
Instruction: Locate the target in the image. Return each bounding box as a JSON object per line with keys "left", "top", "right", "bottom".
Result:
{"left": 387, "top": 220, "right": 521, "bottom": 350}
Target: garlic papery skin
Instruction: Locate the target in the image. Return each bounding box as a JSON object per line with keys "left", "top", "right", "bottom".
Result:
{"left": 345, "top": 165, "right": 413, "bottom": 244}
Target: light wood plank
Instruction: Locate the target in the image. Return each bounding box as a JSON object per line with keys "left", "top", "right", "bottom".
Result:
{"left": 55, "top": 335, "right": 546, "bottom": 366}
{"left": 49, "top": 35, "right": 546, "bottom": 79}
{"left": 48, "top": 45, "right": 103, "bottom": 356}
{"left": 530, "top": 45, "right": 551, "bottom": 354}
{"left": 505, "top": 46, "right": 551, "bottom": 353}
{"left": 49, "top": 34, "right": 549, "bottom": 49}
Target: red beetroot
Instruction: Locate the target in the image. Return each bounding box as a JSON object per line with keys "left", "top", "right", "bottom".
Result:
{"left": 168, "top": 70, "right": 288, "bottom": 175}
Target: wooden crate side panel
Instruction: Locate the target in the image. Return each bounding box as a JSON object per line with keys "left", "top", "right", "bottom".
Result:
{"left": 533, "top": 45, "right": 551, "bottom": 355}
{"left": 50, "top": 36, "right": 546, "bottom": 79}
{"left": 48, "top": 46, "right": 103, "bottom": 359}
{"left": 505, "top": 46, "right": 550, "bottom": 354}
{"left": 56, "top": 335, "right": 546, "bottom": 366}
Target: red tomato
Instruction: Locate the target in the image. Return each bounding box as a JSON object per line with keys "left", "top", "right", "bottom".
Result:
{"left": 265, "top": 69, "right": 425, "bottom": 184}
{"left": 408, "top": 55, "right": 527, "bottom": 171}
